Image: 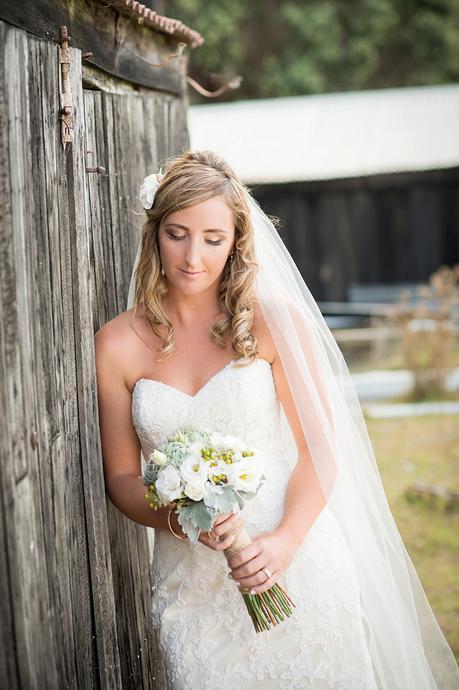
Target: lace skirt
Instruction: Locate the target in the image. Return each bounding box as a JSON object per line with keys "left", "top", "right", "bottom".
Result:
{"left": 150, "top": 505, "right": 379, "bottom": 690}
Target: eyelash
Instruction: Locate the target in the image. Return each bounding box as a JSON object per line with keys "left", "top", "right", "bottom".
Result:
{"left": 167, "top": 233, "right": 223, "bottom": 246}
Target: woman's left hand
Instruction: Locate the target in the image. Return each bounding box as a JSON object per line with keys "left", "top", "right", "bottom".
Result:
{"left": 227, "top": 527, "right": 297, "bottom": 595}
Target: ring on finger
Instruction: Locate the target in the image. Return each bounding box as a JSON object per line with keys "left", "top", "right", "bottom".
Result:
{"left": 261, "top": 567, "right": 272, "bottom": 581}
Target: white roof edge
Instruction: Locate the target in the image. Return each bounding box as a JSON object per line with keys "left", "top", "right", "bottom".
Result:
{"left": 188, "top": 84, "right": 459, "bottom": 183}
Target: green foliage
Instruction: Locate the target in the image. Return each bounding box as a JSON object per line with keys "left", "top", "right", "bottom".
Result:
{"left": 166, "top": 0, "right": 459, "bottom": 101}
{"left": 143, "top": 461, "right": 159, "bottom": 485}
{"left": 178, "top": 501, "right": 216, "bottom": 542}
{"left": 203, "top": 484, "right": 237, "bottom": 512}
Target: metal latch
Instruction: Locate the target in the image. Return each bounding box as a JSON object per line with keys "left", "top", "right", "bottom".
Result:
{"left": 58, "top": 26, "right": 73, "bottom": 149}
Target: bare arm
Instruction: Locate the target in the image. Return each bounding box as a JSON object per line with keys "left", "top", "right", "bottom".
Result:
{"left": 94, "top": 320, "right": 239, "bottom": 546}
{"left": 94, "top": 324, "right": 176, "bottom": 532}
{"left": 228, "top": 303, "right": 329, "bottom": 593}
{"left": 271, "top": 351, "right": 327, "bottom": 550}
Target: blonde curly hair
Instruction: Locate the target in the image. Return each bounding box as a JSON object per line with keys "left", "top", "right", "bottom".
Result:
{"left": 131, "top": 150, "right": 260, "bottom": 363}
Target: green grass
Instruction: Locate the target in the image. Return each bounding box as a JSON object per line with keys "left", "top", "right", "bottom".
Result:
{"left": 367, "top": 414, "right": 459, "bottom": 661}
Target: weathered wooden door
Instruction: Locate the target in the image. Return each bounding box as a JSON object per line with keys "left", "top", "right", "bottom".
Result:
{"left": 0, "top": 18, "right": 187, "bottom": 689}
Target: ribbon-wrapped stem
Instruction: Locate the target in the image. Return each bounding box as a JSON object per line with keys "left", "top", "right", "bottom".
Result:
{"left": 221, "top": 515, "right": 295, "bottom": 633}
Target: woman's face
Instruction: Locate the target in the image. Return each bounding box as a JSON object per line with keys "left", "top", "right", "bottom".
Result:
{"left": 158, "top": 194, "right": 236, "bottom": 294}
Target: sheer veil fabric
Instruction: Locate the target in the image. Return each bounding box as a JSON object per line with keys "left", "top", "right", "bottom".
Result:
{"left": 127, "top": 186, "right": 459, "bottom": 690}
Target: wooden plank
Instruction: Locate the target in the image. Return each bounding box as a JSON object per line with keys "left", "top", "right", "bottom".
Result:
{"left": 49, "top": 43, "right": 98, "bottom": 690}
{"left": 34, "top": 31, "right": 84, "bottom": 688}
{"left": 0, "top": 22, "right": 103, "bottom": 689}
{"left": 93, "top": 88, "right": 169, "bottom": 689}
{"left": 0, "top": 19, "right": 21, "bottom": 690}
{"left": 0, "top": 23, "right": 60, "bottom": 690}
{"left": 82, "top": 91, "right": 115, "bottom": 326}
{"left": 100, "top": 92, "right": 125, "bottom": 319}
{"left": 28, "top": 32, "right": 70, "bottom": 690}
{"left": 0, "top": 0, "right": 187, "bottom": 95}
{"left": 68, "top": 47, "right": 124, "bottom": 690}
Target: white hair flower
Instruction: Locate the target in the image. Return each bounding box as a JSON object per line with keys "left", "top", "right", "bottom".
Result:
{"left": 139, "top": 168, "right": 163, "bottom": 209}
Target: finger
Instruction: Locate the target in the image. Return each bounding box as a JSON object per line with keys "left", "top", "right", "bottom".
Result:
{"left": 228, "top": 541, "right": 263, "bottom": 569}
{"left": 209, "top": 510, "right": 241, "bottom": 538}
{"left": 245, "top": 569, "right": 281, "bottom": 596}
{"left": 236, "top": 568, "right": 274, "bottom": 592}
{"left": 214, "top": 532, "right": 236, "bottom": 551}
{"left": 211, "top": 512, "right": 242, "bottom": 538}
{"left": 199, "top": 531, "right": 235, "bottom": 552}
{"left": 212, "top": 511, "right": 232, "bottom": 527}
{"left": 230, "top": 553, "right": 265, "bottom": 581}
{"left": 198, "top": 531, "right": 216, "bottom": 548}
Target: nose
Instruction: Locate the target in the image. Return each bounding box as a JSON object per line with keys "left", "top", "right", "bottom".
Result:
{"left": 183, "top": 237, "right": 202, "bottom": 269}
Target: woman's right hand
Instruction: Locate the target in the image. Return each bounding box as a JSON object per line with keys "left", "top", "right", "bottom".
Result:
{"left": 198, "top": 510, "right": 241, "bottom": 551}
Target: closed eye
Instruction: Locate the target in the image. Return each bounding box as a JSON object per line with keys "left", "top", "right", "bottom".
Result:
{"left": 167, "top": 233, "right": 223, "bottom": 246}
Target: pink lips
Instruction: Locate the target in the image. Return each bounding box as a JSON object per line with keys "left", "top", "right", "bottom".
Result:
{"left": 180, "top": 269, "right": 202, "bottom": 277}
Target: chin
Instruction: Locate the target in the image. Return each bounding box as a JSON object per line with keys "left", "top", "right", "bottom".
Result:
{"left": 171, "top": 277, "right": 210, "bottom": 293}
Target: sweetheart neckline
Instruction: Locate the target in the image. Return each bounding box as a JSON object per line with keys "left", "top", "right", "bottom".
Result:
{"left": 132, "top": 357, "right": 272, "bottom": 400}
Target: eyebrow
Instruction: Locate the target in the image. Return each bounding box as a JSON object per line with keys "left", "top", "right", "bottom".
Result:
{"left": 164, "top": 222, "right": 228, "bottom": 234}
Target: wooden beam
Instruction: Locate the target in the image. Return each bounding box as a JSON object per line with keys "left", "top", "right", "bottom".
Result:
{"left": 0, "top": 0, "right": 194, "bottom": 95}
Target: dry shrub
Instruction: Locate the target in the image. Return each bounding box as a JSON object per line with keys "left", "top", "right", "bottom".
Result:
{"left": 388, "top": 265, "right": 459, "bottom": 401}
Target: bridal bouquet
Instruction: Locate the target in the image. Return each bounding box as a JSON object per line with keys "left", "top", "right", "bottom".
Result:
{"left": 142, "top": 424, "right": 295, "bottom": 632}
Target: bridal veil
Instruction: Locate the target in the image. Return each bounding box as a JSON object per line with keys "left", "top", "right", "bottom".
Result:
{"left": 127, "top": 168, "right": 459, "bottom": 690}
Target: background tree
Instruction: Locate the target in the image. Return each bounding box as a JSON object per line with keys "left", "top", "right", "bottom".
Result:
{"left": 165, "top": 0, "right": 459, "bottom": 102}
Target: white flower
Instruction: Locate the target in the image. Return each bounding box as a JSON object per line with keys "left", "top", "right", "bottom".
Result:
{"left": 208, "top": 459, "right": 231, "bottom": 484}
{"left": 184, "top": 481, "right": 205, "bottom": 502}
{"left": 180, "top": 453, "right": 208, "bottom": 484}
{"left": 214, "top": 434, "right": 247, "bottom": 453}
{"left": 155, "top": 465, "right": 183, "bottom": 503}
{"left": 150, "top": 449, "right": 168, "bottom": 466}
{"left": 139, "top": 169, "right": 163, "bottom": 209}
{"left": 188, "top": 440, "right": 206, "bottom": 462}
{"left": 226, "top": 457, "right": 264, "bottom": 493}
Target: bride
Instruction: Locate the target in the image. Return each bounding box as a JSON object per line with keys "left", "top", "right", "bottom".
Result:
{"left": 95, "top": 150, "right": 459, "bottom": 689}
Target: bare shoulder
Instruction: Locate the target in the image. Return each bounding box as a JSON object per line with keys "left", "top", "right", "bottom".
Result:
{"left": 94, "top": 308, "right": 145, "bottom": 387}
{"left": 95, "top": 309, "right": 130, "bottom": 355}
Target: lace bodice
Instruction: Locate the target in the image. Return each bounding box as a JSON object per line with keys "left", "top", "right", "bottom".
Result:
{"left": 132, "top": 358, "right": 277, "bottom": 450}
{"left": 131, "top": 357, "right": 377, "bottom": 690}
{"left": 132, "top": 358, "right": 284, "bottom": 458}
{"left": 132, "top": 358, "right": 292, "bottom": 535}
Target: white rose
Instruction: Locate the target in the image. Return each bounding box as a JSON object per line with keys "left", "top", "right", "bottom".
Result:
{"left": 226, "top": 458, "right": 264, "bottom": 493}
{"left": 187, "top": 441, "right": 206, "bottom": 462}
{"left": 150, "top": 449, "right": 168, "bottom": 466}
{"left": 180, "top": 454, "right": 208, "bottom": 484}
{"left": 139, "top": 171, "right": 163, "bottom": 210}
{"left": 214, "top": 434, "right": 247, "bottom": 453}
{"left": 155, "top": 465, "right": 183, "bottom": 503}
{"left": 184, "top": 481, "right": 205, "bottom": 502}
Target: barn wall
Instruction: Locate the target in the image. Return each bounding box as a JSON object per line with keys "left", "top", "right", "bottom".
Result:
{"left": 0, "top": 18, "right": 187, "bottom": 689}
{"left": 255, "top": 169, "right": 459, "bottom": 301}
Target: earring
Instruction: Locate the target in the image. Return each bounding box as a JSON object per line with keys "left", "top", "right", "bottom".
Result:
{"left": 230, "top": 251, "right": 234, "bottom": 263}
{"left": 161, "top": 266, "right": 165, "bottom": 276}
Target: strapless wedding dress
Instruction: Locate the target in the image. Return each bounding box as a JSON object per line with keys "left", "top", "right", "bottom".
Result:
{"left": 132, "top": 358, "right": 379, "bottom": 690}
